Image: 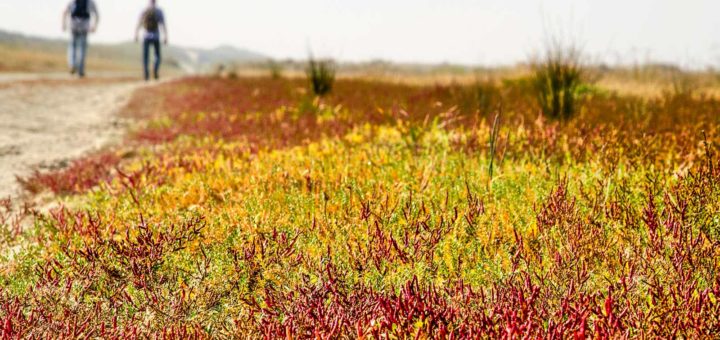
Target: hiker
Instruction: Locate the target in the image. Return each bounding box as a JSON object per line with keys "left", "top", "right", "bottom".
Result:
{"left": 62, "top": 0, "right": 99, "bottom": 78}
{"left": 135, "top": 0, "right": 168, "bottom": 81}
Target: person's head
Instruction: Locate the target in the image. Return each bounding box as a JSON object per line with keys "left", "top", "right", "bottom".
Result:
{"left": 150, "top": 0, "right": 157, "bottom": 7}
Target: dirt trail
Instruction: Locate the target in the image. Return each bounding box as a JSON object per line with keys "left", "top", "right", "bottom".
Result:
{"left": 0, "top": 76, "right": 145, "bottom": 199}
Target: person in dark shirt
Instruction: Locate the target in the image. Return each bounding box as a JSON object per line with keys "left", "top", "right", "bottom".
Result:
{"left": 135, "top": 0, "right": 168, "bottom": 81}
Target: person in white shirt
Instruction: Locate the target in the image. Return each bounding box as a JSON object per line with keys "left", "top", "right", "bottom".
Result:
{"left": 62, "top": 0, "right": 99, "bottom": 78}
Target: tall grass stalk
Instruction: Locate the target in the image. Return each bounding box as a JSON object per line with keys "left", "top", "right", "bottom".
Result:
{"left": 532, "top": 42, "right": 585, "bottom": 120}
{"left": 488, "top": 112, "right": 501, "bottom": 187}
{"left": 307, "top": 56, "right": 336, "bottom": 97}
{"left": 268, "top": 59, "right": 284, "bottom": 79}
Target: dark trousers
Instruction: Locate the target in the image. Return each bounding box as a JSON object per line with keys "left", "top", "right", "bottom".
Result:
{"left": 143, "top": 38, "right": 161, "bottom": 80}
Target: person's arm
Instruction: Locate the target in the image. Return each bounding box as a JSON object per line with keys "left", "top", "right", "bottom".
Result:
{"left": 134, "top": 13, "right": 144, "bottom": 42}
{"left": 90, "top": 1, "right": 99, "bottom": 33}
{"left": 161, "top": 21, "right": 168, "bottom": 45}
{"left": 161, "top": 11, "right": 168, "bottom": 45}
{"left": 62, "top": 3, "right": 70, "bottom": 32}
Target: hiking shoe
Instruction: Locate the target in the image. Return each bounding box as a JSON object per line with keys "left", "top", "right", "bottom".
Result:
{"left": 70, "top": 67, "right": 77, "bottom": 75}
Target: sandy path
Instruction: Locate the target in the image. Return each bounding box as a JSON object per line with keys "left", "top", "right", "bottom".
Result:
{"left": 0, "top": 77, "right": 145, "bottom": 199}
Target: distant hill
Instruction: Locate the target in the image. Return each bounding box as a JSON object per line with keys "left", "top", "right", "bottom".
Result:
{"left": 166, "top": 44, "right": 268, "bottom": 73}
{"left": 0, "top": 29, "right": 267, "bottom": 73}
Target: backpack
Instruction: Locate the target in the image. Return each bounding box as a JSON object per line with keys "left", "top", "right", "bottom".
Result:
{"left": 71, "top": 0, "right": 90, "bottom": 19}
{"left": 143, "top": 8, "right": 160, "bottom": 32}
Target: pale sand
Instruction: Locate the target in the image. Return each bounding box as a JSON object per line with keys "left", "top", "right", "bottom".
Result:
{"left": 0, "top": 75, "right": 147, "bottom": 199}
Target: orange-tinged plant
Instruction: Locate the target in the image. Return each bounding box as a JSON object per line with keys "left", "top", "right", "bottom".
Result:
{"left": 3, "top": 76, "right": 720, "bottom": 337}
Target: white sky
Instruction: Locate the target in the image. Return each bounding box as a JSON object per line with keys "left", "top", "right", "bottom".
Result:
{"left": 0, "top": 0, "right": 718, "bottom": 67}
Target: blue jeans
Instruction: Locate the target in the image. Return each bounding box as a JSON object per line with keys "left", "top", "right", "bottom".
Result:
{"left": 143, "top": 38, "right": 161, "bottom": 80}
{"left": 68, "top": 32, "right": 88, "bottom": 76}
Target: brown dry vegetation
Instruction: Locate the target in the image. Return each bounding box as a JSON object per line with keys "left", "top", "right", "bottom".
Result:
{"left": 0, "top": 43, "right": 134, "bottom": 73}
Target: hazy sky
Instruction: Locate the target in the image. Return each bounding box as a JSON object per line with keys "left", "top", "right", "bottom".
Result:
{"left": 1, "top": 0, "right": 718, "bottom": 66}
